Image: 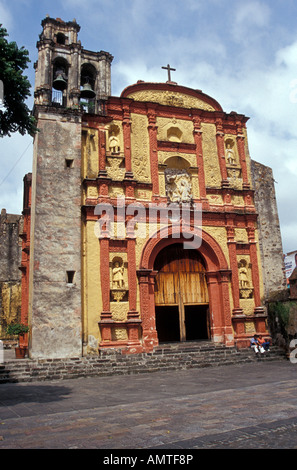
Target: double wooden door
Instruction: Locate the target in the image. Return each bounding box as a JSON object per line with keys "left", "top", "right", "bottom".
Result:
{"left": 154, "top": 244, "right": 210, "bottom": 342}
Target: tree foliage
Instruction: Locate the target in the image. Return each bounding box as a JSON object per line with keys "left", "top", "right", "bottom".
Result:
{"left": 0, "top": 24, "right": 37, "bottom": 137}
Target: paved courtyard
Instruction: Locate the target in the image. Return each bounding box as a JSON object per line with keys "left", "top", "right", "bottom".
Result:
{"left": 0, "top": 360, "right": 297, "bottom": 452}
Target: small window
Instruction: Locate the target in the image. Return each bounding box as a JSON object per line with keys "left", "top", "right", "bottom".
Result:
{"left": 66, "top": 271, "right": 75, "bottom": 284}
{"left": 65, "top": 159, "right": 74, "bottom": 168}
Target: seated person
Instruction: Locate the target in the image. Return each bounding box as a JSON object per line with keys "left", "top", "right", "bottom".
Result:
{"left": 250, "top": 334, "right": 265, "bottom": 354}
{"left": 257, "top": 335, "right": 270, "bottom": 351}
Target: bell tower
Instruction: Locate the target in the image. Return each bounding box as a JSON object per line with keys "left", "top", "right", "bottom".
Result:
{"left": 28, "top": 17, "right": 113, "bottom": 359}
{"left": 34, "top": 15, "right": 113, "bottom": 113}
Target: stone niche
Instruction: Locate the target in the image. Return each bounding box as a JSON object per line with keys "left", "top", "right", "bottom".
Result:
{"left": 238, "top": 259, "right": 254, "bottom": 300}
{"left": 110, "top": 257, "right": 128, "bottom": 303}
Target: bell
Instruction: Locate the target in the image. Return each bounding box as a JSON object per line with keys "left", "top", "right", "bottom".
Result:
{"left": 53, "top": 73, "right": 67, "bottom": 91}
{"left": 80, "top": 82, "right": 96, "bottom": 99}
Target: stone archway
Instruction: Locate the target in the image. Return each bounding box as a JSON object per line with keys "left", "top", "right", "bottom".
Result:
{"left": 138, "top": 226, "right": 234, "bottom": 352}
{"left": 154, "top": 243, "right": 209, "bottom": 343}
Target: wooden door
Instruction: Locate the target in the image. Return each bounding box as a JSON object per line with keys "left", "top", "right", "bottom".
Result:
{"left": 154, "top": 244, "right": 209, "bottom": 342}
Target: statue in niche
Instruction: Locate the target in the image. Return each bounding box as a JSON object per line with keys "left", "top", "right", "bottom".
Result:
{"left": 109, "top": 131, "right": 120, "bottom": 154}
{"left": 225, "top": 142, "right": 236, "bottom": 165}
{"left": 165, "top": 170, "right": 192, "bottom": 203}
{"left": 238, "top": 260, "right": 253, "bottom": 299}
{"left": 239, "top": 266, "right": 249, "bottom": 288}
{"left": 112, "top": 261, "right": 125, "bottom": 289}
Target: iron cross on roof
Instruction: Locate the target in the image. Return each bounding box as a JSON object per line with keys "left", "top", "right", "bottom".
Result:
{"left": 162, "top": 64, "right": 176, "bottom": 83}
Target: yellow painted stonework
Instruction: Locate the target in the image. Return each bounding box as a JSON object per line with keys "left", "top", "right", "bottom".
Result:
{"left": 82, "top": 221, "right": 101, "bottom": 349}
{"left": 203, "top": 226, "right": 230, "bottom": 265}
{"left": 157, "top": 117, "right": 194, "bottom": 144}
{"left": 131, "top": 113, "right": 151, "bottom": 183}
{"left": 127, "top": 89, "right": 216, "bottom": 111}
{"left": 79, "top": 82, "right": 269, "bottom": 352}
{"left": 201, "top": 123, "right": 221, "bottom": 187}
{"left": 81, "top": 128, "right": 99, "bottom": 179}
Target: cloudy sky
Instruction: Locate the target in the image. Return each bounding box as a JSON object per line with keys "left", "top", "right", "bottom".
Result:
{"left": 0, "top": 0, "right": 296, "bottom": 253}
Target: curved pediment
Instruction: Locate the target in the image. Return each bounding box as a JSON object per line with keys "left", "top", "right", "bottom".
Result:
{"left": 121, "top": 82, "right": 223, "bottom": 112}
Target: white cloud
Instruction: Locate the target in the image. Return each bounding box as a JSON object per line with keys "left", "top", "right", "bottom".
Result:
{"left": 232, "top": 1, "right": 271, "bottom": 42}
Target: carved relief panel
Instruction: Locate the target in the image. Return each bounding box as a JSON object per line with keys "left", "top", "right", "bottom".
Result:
{"left": 165, "top": 169, "right": 192, "bottom": 203}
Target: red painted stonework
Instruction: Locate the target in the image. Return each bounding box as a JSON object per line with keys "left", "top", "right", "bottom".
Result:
{"left": 19, "top": 173, "right": 32, "bottom": 349}
{"left": 80, "top": 81, "right": 268, "bottom": 353}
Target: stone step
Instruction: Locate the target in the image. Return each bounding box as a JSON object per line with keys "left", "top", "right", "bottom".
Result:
{"left": 0, "top": 343, "right": 287, "bottom": 384}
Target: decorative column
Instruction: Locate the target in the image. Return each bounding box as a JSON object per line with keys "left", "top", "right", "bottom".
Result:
{"left": 206, "top": 271, "right": 224, "bottom": 344}
{"left": 147, "top": 105, "right": 159, "bottom": 198}
{"left": 226, "top": 220, "right": 243, "bottom": 313}
{"left": 122, "top": 102, "right": 133, "bottom": 179}
{"left": 192, "top": 113, "right": 208, "bottom": 207}
{"left": 236, "top": 124, "right": 249, "bottom": 189}
{"left": 247, "top": 223, "right": 267, "bottom": 333}
{"left": 228, "top": 222, "right": 246, "bottom": 345}
{"left": 98, "top": 228, "right": 113, "bottom": 345}
{"left": 126, "top": 221, "right": 142, "bottom": 352}
{"left": 219, "top": 269, "right": 234, "bottom": 347}
{"left": 137, "top": 269, "right": 159, "bottom": 352}
{"left": 215, "top": 118, "right": 229, "bottom": 187}
{"left": 98, "top": 127, "right": 107, "bottom": 176}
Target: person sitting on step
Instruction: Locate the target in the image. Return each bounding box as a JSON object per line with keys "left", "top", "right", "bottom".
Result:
{"left": 250, "top": 334, "right": 265, "bottom": 355}
{"left": 257, "top": 335, "right": 270, "bottom": 352}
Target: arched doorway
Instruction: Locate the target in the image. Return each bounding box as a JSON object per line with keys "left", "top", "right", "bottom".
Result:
{"left": 154, "top": 244, "right": 210, "bottom": 343}
{"left": 138, "top": 226, "right": 234, "bottom": 351}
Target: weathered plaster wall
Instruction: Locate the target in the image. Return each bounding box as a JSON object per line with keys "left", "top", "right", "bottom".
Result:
{"left": 251, "top": 160, "right": 285, "bottom": 299}
{"left": 29, "top": 111, "right": 82, "bottom": 358}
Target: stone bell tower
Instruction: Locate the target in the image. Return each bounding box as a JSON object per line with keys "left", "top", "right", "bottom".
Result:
{"left": 34, "top": 15, "right": 113, "bottom": 112}
{"left": 28, "top": 17, "right": 113, "bottom": 359}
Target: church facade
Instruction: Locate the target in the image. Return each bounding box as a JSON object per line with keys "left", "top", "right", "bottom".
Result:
{"left": 20, "top": 17, "right": 285, "bottom": 359}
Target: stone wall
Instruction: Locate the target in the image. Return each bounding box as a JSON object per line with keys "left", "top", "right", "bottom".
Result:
{"left": 0, "top": 209, "right": 23, "bottom": 282}
{"left": 251, "top": 160, "right": 286, "bottom": 299}
{"left": 0, "top": 210, "right": 23, "bottom": 337}
{"left": 29, "top": 109, "right": 82, "bottom": 359}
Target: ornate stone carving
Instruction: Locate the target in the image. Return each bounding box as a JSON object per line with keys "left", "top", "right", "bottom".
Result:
{"left": 240, "top": 288, "right": 254, "bottom": 299}
{"left": 227, "top": 167, "right": 242, "bottom": 189}
{"left": 106, "top": 155, "right": 125, "bottom": 181}
{"left": 111, "top": 290, "right": 127, "bottom": 302}
{"left": 131, "top": 114, "right": 151, "bottom": 182}
{"left": 126, "top": 90, "right": 216, "bottom": 111}
{"left": 165, "top": 169, "right": 192, "bottom": 203}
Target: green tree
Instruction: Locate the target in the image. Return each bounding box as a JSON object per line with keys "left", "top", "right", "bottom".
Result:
{"left": 0, "top": 24, "right": 37, "bottom": 137}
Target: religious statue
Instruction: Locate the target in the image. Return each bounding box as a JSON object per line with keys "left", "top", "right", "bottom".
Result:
{"left": 239, "top": 266, "right": 249, "bottom": 288}
{"left": 112, "top": 261, "right": 125, "bottom": 288}
{"left": 225, "top": 142, "right": 236, "bottom": 165}
{"left": 166, "top": 171, "right": 192, "bottom": 203}
{"left": 109, "top": 131, "right": 120, "bottom": 154}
